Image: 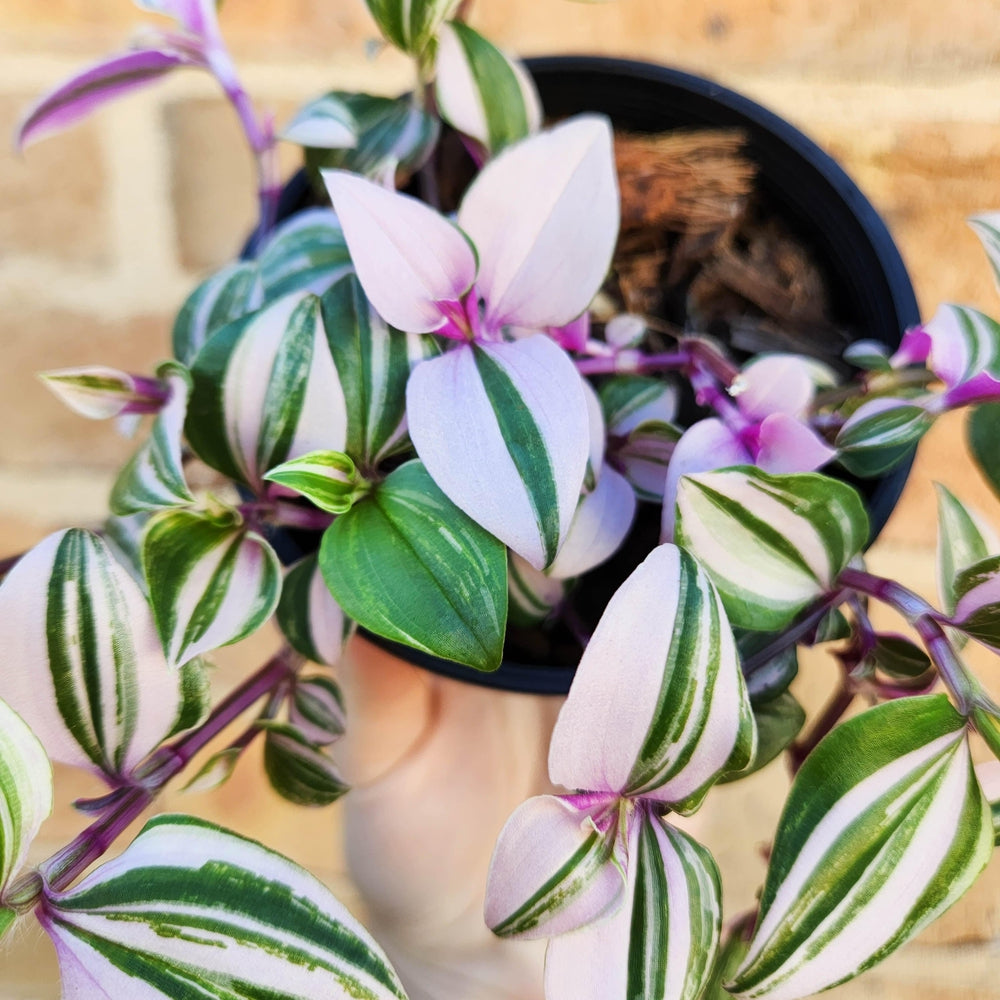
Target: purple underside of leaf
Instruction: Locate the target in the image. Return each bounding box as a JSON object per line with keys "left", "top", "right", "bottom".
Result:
{"left": 16, "top": 49, "right": 196, "bottom": 150}
{"left": 322, "top": 169, "right": 477, "bottom": 333}
{"left": 458, "top": 115, "right": 619, "bottom": 331}
{"left": 939, "top": 370, "right": 1000, "bottom": 410}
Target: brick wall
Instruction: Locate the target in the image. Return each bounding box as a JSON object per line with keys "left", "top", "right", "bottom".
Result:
{"left": 3, "top": 2, "right": 1000, "bottom": 997}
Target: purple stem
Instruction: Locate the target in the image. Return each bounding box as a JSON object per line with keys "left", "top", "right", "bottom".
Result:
{"left": 789, "top": 680, "right": 856, "bottom": 774}
{"left": 575, "top": 350, "right": 689, "bottom": 376}
{"left": 40, "top": 647, "right": 301, "bottom": 893}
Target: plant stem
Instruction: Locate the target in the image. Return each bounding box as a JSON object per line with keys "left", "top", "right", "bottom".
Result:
{"left": 575, "top": 350, "right": 689, "bottom": 376}
{"left": 789, "top": 680, "right": 856, "bottom": 773}
{"left": 40, "top": 647, "right": 301, "bottom": 893}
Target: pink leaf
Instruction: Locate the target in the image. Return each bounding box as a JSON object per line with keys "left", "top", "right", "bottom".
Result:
{"left": 16, "top": 48, "right": 197, "bottom": 150}
{"left": 485, "top": 794, "right": 624, "bottom": 940}
{"left": 737, "top": 354, "right": 820, "bottom": 421}
{"left": 407, "top": 336, "right": 589, "bottom": 569}
{"left": 755, "top": 413, "right": 837, "bottom": 473}
{"left": 660, "top": 418, "right": 749, "bottom": 542}
{"left": 322, "top": 170, "right": 477, "bottom": 334}
{"left": 458, "top": 115, "right": 619, "bottom": 331}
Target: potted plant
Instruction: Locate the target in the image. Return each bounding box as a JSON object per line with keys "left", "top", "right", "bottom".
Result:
{"left": 3, "top": 2, "right": 1000, "bottom": 999}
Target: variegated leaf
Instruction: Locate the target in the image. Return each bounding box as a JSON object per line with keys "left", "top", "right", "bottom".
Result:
{"left": 172, "top": 261, "right": 264, "bottom": 366}
{"left": 304, "top": 93, "right": 438, "bottom": 181}
{"left": 920, "top": 303, "right": 1000, "bottom": 388}
{"left": 968, "top": 402, "right": 1000, "bottom": 501}
{"left": 322, "top": 273, "right": 438, "bottom": 465}
{"left": 675, "top": 467, "right": 869, "bottom": 632}
{"left": 600, "top": 376, "right": 678, "bottom": 435}
{"left": 507, "top": 553, "right": 566, "bottom": 627}
{"left": 364, "top": 0, "right": 459, "bottom": 53}
{"left": 256, "top": 209, "right": 353, "bottom": 299}
{"left": 485, "top": 794, "right": 623, "bottom": 940}
{"left": 142, "top": 509, "right": 282, "bottom": 668}
{"left": 281, "top": 94, "right": 358, "bottom": 150}
{"left": 550, "top": 544, "right": 755, "bottom": 812}
{"left": 265, "top": 450, "right": 368, "bottom": 514}
{"left": 949, "top": 553, "right": 1000, "bottom": 651}
{"left": 407, "top": 336, "right": 590, "bottom": 571}
{"left": 277, "top": 554, "right": 352, "bottom": 667}
{"left": 40, "top": 366, "right": 169, "bottom": 420}
{"left": 186, "top": 292, "right": 348, "bottom": 490}
{"left": 969, "top": 212, "right": 1000, "bottom": 292}
{"left": 0, "top": 530, "right": 181, "bottom": 778}
{"left": 181, "top": 746, "right": 242, "bottom": 794}
{"left": 729, "top": 696, "right": 992, "bottom": 1000}
{"left": 0, "top": 698, "right": 53, "bottom": 919}
{"left": 261, "top": 721, "right": 349, "bottom": 806}
{"left": 110, "top": 363, "right": 195, "bottom": 515}
{"left": 736, "top": 630, "right": 799, "bottom": 704}
{"left": 42, "top": 814, "right": 408, "bottom": 999}
{"left": 289, "top": 674, "right": 346, "bottom": 746}
{"left": 545, "top": 811, "right": 722, "bottom": 1000}
{"left": 16, "top": 48, "right": 197, "bottom": 150}
{"left": 320, "top": 460, "right": 508, "bottom": 671}
{"left": 835, "top": 397, "right": 932, "bottom": 477}
{"left": 936, "top": 484, "right": 996, "bottom": 615}
{"left": 435, "top": 21, "right": 541, "bottom": 155}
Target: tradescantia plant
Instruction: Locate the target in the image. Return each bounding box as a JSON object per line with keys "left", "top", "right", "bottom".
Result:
{"left": 6, "top": 1, "right": 1000, "bottom": 998}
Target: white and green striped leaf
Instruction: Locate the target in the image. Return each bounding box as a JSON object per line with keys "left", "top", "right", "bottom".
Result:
{"left": 936, "top": 484, "right": 997, "bottom": 615}
{"left": 304, "top": 93, "right": 438, "bottom": 180}
{"left": 0, "top": 530, "right": 181, "bottom": 778}
{"left": 835, "top": 398, "right": 933, "bottom": 477}
{"left": 186, "top": 292, "right": 348, "bottom": 491}
{"left": 550, "top": 544, "right": 755, "bottom": 813}
{"left": 507, "top": 553, "right": 567, "bottom": 627}
{"left": 289, "top": 674, "right": 346, "bottom": 746}
{"left": 970, "top": 212, "right": 1000, "bottom": 291}
{"left": 281, "top": 95, "right": 357, "bottom": 150}
{"left": 43, "top": 814, "right": 408, "bottom": 999}
{"left": 276, "top": 555, "right": 352, "bottom": 668}
{"left": 264, "top": 450, "right": 369, "bottom": 514}
{"left": 110, "top": 363, "right": 195, "bottom": 515}
{"left": 142, "top": 509, "right": 282, "bottom": 668}
{"left": 320, "top": 459, "right": 508, "bottom": 671}
{"left": 729, "top": 695, "right": 993, "bottom": 1000}
{"left": 719, "top": 692, "right": 805, "bottom": 781}
{"left": 485, "top": 794, "right": 623, "bottom": 940}
{"left": 842, "top": 339, "right": 893, "bottom": 372}
{"left": 261, "top": 721, "right": 349, "bottom": 806}
{"left": 407, "top": 337, "right": 590, "bottom": 571}
{"left": 39, "top": 366, "right": 168, "bottom": 421}
{"left": 544, "top": 812, "right": 722, "bottom": 1000}
{"left": 172, "top": 260, "right": 264, "bottom": 367}
{"left": 257, "top": 209, "right": 353, "bottom": 299}
{"left": 435, "top": 21, "right": 540, "bottom": 156}
{"left": 949, "top": 553, "right": 1000, "bottom": 651}
{"left": 921, "top": 302, "right": 1000, "bottom": 387}
{"left": 322, "top": 273, "right": 437, "bottom": 466}
{"left": 364, "top": 0, "right": 458, "bottom": 53}
{"left": 676, "top": 467, "right": 869, "bottom": 632}
{"left": 0, "top": 699, "right": 52, "bottom": 918}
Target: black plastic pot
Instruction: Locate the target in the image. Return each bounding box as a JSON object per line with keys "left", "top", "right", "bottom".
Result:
{"left": 274, "top": 57, "right": 921, "bottom": 695}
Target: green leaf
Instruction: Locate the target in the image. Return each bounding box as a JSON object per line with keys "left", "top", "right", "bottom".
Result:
{"left": 320, "top": 460, "right": 508, "bottom": 671}
{"left": 971, "top": 703, "right": 1000, "bottom": 763}
{"left": 951, "top": 553, "right": 1000, "bottom": 651}
{"left": 321, "top": 273, "right": 437, "bottom": 467}
{"left": 0, "top": 698, "right": 52, "bottom": 901}
{"left": 842, "top": 339, "right": 893, "bottom": 372}
{"left": 110, "top": 362, "right": 195, "bottom": 516}
{"left": 44, "top": 814, "right": 408, "bottom": 999}
{"left": 181, "top": 746, "right": 241, "bottom": 794}
{"left": 289, "top": 674, "right": 346, "bottom": 746}
{"left": 729, "top": 695, "right": 992, "bottom": 1000}
{"left": 936, "top": 484, "right": 994, "bottom": 615}
{"left": 814, "top": 607, "right": 851, "bottom": 643}
{"left": 305, "top": 93, "right": 438, "bottom": 182}
{"left": 256, "top": 209, "right": 353, "bottom": 299}
{"left": 168, "top": 656, "right": 211, "bottom": 737}
{"left": 277, "top": 554, "right": 352, "bottom": 667}
{"left": 835, "top": 400, "right": 932, "bottom": 477}
{"left": 968, "top": 402, "right": 1000, "bottom": 501}
{"left": 261, "top": 722, "right": 349, "bottom": 806}
{"left": 265, "top": 450, "right": 368, "bottom": 514}
{"left": 676, "top": 467, "right": 869, "bottom": 632}
{"left": 435, "top": 22, "right": 539, "bottom": 154}
{"left": 737, "top": 631, "right": 799, "bottom": 704}
{"left": 186, "top": 292, "right": 348, "bottom": 490}
{"left": 364, "top": 0, "right": 458, "bottom": 53}
{"left": 143, "top": 509, "right": 282, "bottom": 668}
{"left": 507, "top": 552, "right": 566, "bottom": 627}
{"left": 720, "top": 692, "right": 805, "bottom": 782}
{"left": 172, "top": 260, "right": 263, "bottom": 367}
{"left": 870, "top": 633, "right": 933, "bottom": 680}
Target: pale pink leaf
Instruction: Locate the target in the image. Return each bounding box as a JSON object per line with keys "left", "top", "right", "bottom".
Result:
{"left": 458, "top": 115, "right": 619, "bottom": 331}
{"left": 755, "top": 413, "right": 837, "bottom": 474}
{"left": 323, "top": 170, "right": 477, "bottom": 333}
{"left": 407, "top": 336, "right": 589, "bottom": 569}
{"left": 737, "top": 355, "right": 819, "bottom": 421}
{"left": 548, "top": 468, "right": 637, "bottom": 580}
{"left": 485, "top": 794, "right": 624, "bottom": 940}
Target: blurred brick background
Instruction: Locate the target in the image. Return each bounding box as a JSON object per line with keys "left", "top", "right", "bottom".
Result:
{"left": 4, "top": 0, "right": 1000, "bottom": 996}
